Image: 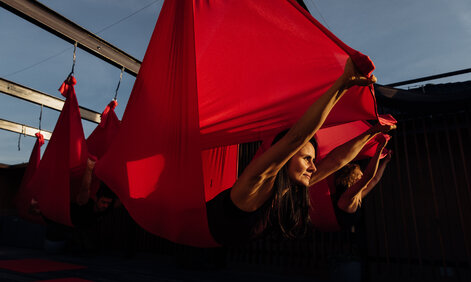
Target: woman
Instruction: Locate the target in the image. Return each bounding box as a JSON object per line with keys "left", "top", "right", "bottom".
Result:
{"left": 206, "top": 58, "right": 394, "bottom": 245}
{"left": 333, "top": 138, "right": 392, "bottom": 229}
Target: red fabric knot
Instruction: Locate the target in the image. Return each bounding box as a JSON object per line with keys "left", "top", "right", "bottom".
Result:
{"left": 350, "top": 51, "right": 375, "bottom": 77}
{"left": 58, "top": 76, "right": 77, "bottom": 98}
{"left": 35, "top": 132, "right": 45, "bottom": 146}
{"left": 99, "top": 100, "right": 118, "bottom": 128}
{"left": 109, "top": 100, "right": 118, "bottom": 110}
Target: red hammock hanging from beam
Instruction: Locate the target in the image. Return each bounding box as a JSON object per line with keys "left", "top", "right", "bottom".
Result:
{"left": 96, "top": 0, "right": 378, "bottom": 247}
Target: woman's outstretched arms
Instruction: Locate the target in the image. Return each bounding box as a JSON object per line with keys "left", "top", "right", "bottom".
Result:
{"left": 231, "top": 58, "right": 376, "bottom": 212}
{"left": 336, "top": 138, "right": 388, "bottom": 213}
{"left": 361, "top": 150, "right": 392, "bottom": 199}
{"left": 309, "top": 123, "right": 395, "bottom": 186}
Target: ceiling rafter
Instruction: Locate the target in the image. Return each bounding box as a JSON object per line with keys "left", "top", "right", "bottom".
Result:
{"left": 0, "top": 0, "right": 142, "bottom": 76}
{"left": 0, "top": 118, "right": 52, "bottom": 140}
{"left": 0, "top": 78, "right": 101, "bottom": 124}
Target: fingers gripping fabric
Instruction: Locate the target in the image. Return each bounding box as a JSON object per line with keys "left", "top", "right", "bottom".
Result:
{"left": 96, "top": 0, "right": 378, "bottom": 247}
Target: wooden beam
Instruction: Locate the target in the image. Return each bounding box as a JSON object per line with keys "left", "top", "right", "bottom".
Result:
{"left": 0, "top": 118, "right": 52, "bottom": 140}
{"left": 0, "top": 77, "right": 101, "bottom": 124}
{"left": 0, "top": 0, "right": 141, "bottom": 76}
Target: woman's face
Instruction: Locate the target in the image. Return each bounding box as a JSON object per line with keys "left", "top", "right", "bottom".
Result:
{"left": 287, "top": 142, "right": 316, "bottom": 187}
{"left": 350, "top": 166, "right": 363, "bottom": 186}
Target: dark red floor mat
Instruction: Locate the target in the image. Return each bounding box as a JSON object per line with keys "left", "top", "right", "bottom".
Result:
{"left": 0, "top": 259, "right": 86, "bottom": 273}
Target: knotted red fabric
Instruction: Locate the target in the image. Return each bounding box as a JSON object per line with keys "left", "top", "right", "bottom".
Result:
{"left": 15, "top": 132, "right": 45, "bottom": 224}
{"left": 96, "top": 0, "right": 378, "bottom": 246}
{"left": 86, "top": 100, "right": 121, "bottom": 198}
{"left": 87, "top": 100, "right": 120, "bottom": 160}
{"left": 28, "top": 76, "right": 88, "bottom": 226}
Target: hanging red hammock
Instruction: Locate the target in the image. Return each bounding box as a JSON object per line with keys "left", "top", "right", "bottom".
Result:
{"left": 28, "top": 76, "right": 88, "bottom": 227}
{"left": 15, "top": 132, "right": 45, "bottom": 224}
{"left": 87, "top": 100, "right": 121, "bottom": 160}
{"left": 96, "top": 0, "right": 378, "bottom": 247}
{"left": 86, "top": 100, "right": 121, "bottom": 198}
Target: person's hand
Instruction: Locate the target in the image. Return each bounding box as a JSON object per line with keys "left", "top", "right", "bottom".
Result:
{"left": 86, "top": 158, "right": 96, "bottom": 171}
{"left": 342, "top": 58, "right": 377, "bottom": 88}
{"left": 29, "top": 198, "right": 41, "bottom": 215}
{"left": 384, "top": 150, "right": 393, "bottom": 163}
{"left": 372, "top": 123, "right": 397, "bottom": 134}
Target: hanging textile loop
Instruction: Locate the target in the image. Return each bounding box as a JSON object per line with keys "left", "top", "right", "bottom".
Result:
{"left": 68, "top": 42, "right": 78, "bottom": 79}
{"left": 113, "top": 67, "right": 125, "bottom": 101}
{"left": 17, "top": 125, "right": 26, "bottom": 151}
{"left": 38, "top": 104, "right": 43, "bottom": 132}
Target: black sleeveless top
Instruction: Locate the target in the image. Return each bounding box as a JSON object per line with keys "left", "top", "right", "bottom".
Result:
{"left": 206, "top": 188, "right": 272, "bottom": 246}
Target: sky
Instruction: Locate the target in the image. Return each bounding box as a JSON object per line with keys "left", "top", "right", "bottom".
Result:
{"left": 1, "top": 0, "right": 470, "bottom": 165}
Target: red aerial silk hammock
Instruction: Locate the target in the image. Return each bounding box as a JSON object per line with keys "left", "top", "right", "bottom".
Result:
{"left": 309, "top": 114, "right": 397, "bottom": 231}
{"left": 96, "top": 0, "right": 378, "bottom": 247}
{"left": 28, "top": 76, "right": 88, "bottom": 227}
{"left": 15, "top": 132, "right": 45, "bottom": 224}
{"left": 87, "top": 100, "right": 120, "bottom": 160}
{"left": 86, "top": 100, "right": 121, "bottom": 198}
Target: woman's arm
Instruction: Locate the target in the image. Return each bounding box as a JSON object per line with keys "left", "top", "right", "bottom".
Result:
{"left": 309, "top": 124, "right": 394, "bottom": 186}
{"left": 360, "top": 150, "right": 392, "bottom": 199}
{"left": 76, "top": 158, "right": 95, "bottom": 206}
{"left": 231, "top": 58, "right": 376, "bottom": 212}
{"left": 336, "top": 138, "right": 388, "bottom": 213}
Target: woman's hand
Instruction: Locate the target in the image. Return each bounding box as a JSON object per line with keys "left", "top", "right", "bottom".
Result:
{"left": 383, "top": 150, "right": 393, "bottom": 163}
{"left": 341, "top": 57, "right": 377, "bottom": 88}
{"left": 372, "top": 123, "right": 397, "bottom": 134}
{"left": 86, "top": 157, "right": 96, "bottom": 171}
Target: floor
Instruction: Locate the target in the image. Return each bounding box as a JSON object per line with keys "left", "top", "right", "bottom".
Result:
{"left": 0, "top": 245, "right": 329, "bottom": 282}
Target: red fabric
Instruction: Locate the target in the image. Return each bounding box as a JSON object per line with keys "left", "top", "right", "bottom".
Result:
{"left": 87, "top": 100, "right": 120, "bottom": 159}
{"left": 203, "top": 145, "right": 239, "bottom": 202}
{"left": 15, "top": 132, "right": 45, "bottom": 224}
{"left": 96, "top": 0, "right": 378, "bottom": 247}
{"left": 28, "top": 76, "right": 88, "bottom": 227}
{"left": 86, "top": 101, "right": 121, "bottom": 198}
{"left": 0, "top": 259, "right": 86, "bottom": 273}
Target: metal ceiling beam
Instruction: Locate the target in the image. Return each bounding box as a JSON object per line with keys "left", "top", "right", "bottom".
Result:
{"left": 386, "top": 67, "right": 471, "bottom": 87}
{"left": 0, "top": 118, "right": 52, "bottom": 140}
{"left": 0, "top": 77, "right": 101, "bottom": 124}
{"left": 0, "top": 0, "right": 141, "bottom": 76}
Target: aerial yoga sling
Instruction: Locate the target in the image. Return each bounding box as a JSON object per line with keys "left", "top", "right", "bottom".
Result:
{"left": 95, "top": 0, "right": 378, "bottom": 247}
{"left": 86, "top": 100, "right": 121, "bottom": 198}
{"left": 27, "top": 76, "right": 88, "bottom": 227}
{"left": 15, "top": 132, "right": 45, "bottom": 224}
{"left": 20, "top": 78, "right": 123, "bottom": 226}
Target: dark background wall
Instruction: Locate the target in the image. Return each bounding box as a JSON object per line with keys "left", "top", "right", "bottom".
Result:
{"left": 1, "top": 83, "right": 471, "bottom": 281}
